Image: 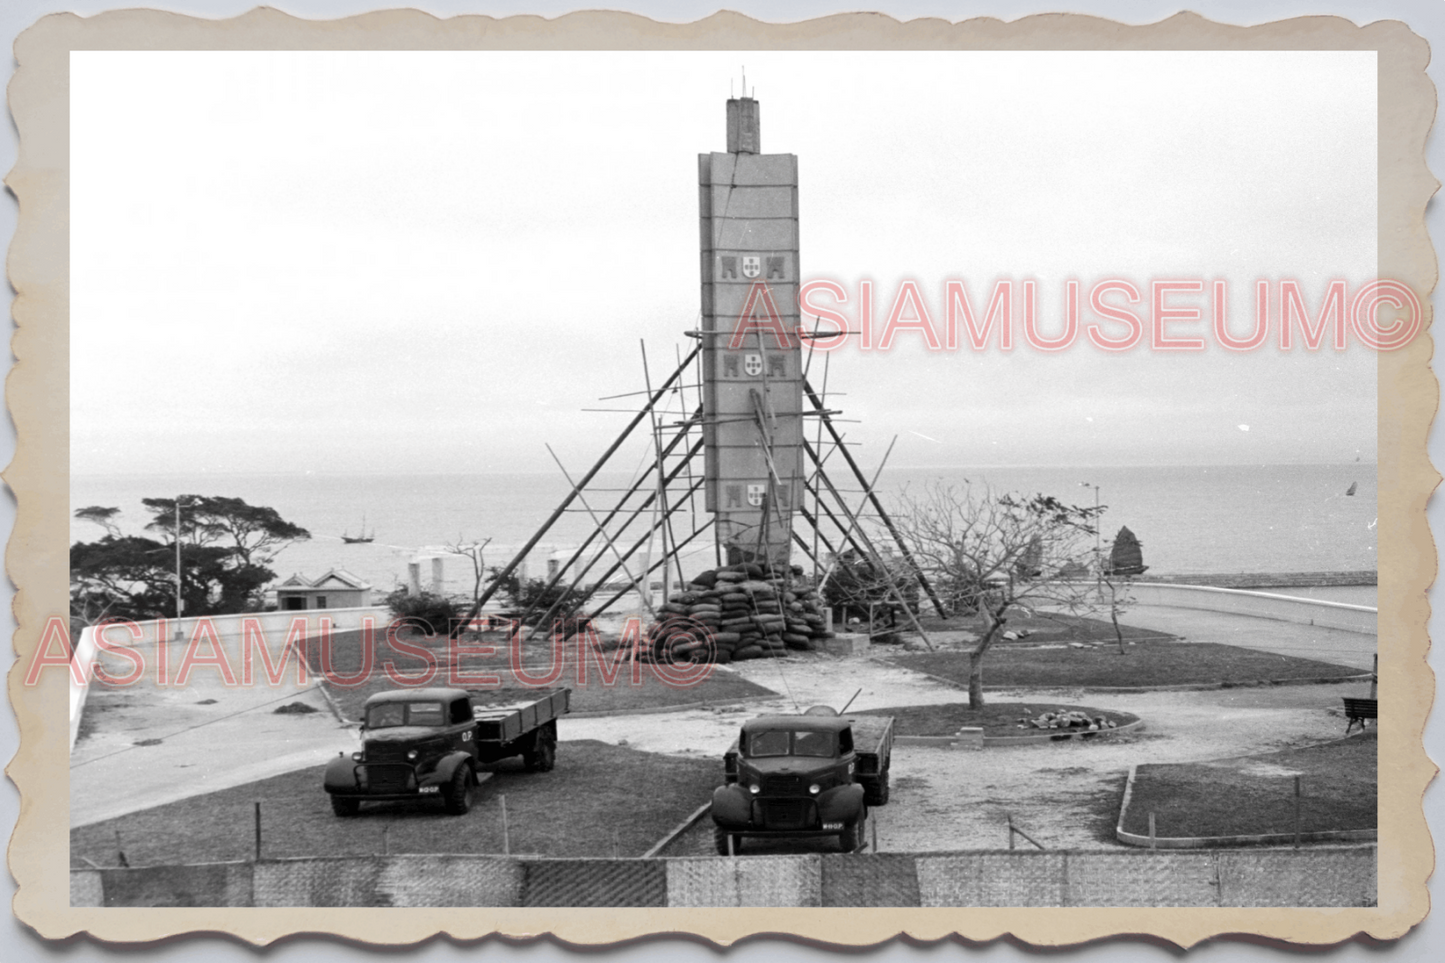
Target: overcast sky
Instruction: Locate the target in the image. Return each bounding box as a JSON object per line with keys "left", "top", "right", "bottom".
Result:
{"left": 70, "top": 49, "right": 1378, "bottom": 475}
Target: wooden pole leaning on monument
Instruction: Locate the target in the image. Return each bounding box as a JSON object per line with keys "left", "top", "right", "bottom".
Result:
{"left": 548, "top": 445, "right": 658, "bottom": 620}
{"left": 589, "top": 519, "right": 716, "bottom": 617}
{"left": 581, "top": 476, "right": 708, "bottom": 614}
{"left": 449, "top": 346, "right": 701, "bottom": 636}
{"left": 803, "top": 378, "right": 949, "bottom": 619}
{"left": 807, "top": 436, "right": 934, "bottom": 650}
{"left": 517, "top": 433, "right": 708, "bottom": 636}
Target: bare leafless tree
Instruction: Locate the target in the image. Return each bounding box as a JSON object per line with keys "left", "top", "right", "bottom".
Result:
{"left": 890, "top": 482, "right": 1102, "bottom": 707}
{"left": 1098, "top": 548, "right": 1138, "bottom": 656}
{"left": 445, "top": 535, "right": 494, "bottom": 611}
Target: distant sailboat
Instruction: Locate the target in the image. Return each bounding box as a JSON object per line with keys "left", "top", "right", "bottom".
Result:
{"left": 341, "top": 513, "right": 375, "bottom": 544}
{"left": 1345, "top": 482, "right": 1358, "bottom": 496}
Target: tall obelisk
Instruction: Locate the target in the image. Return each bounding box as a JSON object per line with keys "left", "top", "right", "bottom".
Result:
{"left": 698, "top": 95, "right": 805, "bottom": 569}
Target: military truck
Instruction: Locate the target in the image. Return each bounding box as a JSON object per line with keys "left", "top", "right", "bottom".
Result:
{"left": 710, "top": 706, "right": 894, "bottom": 854}
{"left": 324, "top": 686, "right": 569, "bottom": 816}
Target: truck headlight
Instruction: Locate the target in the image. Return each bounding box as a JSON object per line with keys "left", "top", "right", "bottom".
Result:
{"left": 351, "top": 752, "right": 364, "bottom": 762}
{"left": 809, "top": 784, "right": 821, "bottom": 795}
{"left": 406, "top": 749, "right": 419, "bottom": 761}
{"left": 749, "top": 783, "right": 760, "bottom": 795}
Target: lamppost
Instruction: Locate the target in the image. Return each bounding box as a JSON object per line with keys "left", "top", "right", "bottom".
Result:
{"left": 173, "top": 495, "right": 194, "bottom": 639}
{"left": 1079, "top": 482, "right": 1101, "bottom": 588}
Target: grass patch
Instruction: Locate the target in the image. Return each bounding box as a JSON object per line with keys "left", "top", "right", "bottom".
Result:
{"left": 71, "top": 740, "right": 717, "bottom": 866}
{"left": 851, "top": 702, "right": 1137, "bottom": 736}
{"left": 1121, "top": 731, "right": 1376, "bottom": 839}
{"left": 889, "top": 639, "right": 1361, "bottom": 690}
{"left": 305, "top": 627, "right": 776, "bottom": 721}
{"left": 914, "top": 611, "right": 1172, "bottom": 643}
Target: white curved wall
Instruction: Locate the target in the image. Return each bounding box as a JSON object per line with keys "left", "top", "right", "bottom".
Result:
{"left": 1130, "top": 582, "right": 1377, "bottom": 635}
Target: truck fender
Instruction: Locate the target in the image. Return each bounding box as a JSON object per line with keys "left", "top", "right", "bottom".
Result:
{"left": 817, "top": 784, "right": 866, "bottom": 823}
{"left": 423, "top": 751, "right": 474, "bottom": 788}
{"left": 323, "top": 754, "right": 359, "bottom": 794}
{"left": 710, "top": 784, "right": 754, "bottom": 827}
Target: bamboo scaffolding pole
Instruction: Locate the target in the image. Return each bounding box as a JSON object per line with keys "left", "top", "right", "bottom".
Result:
{"left": 803, "top": 377, "right": 948, "bottom": 619}
{"left": 451, "top": 346, "right": 700, "bottom": 633}
{"left": 808, "top": 436, "right": 933, "bottom": 649}
{"left": 590, "top": 518, "right": 716, "bottom": 617}
{"left": 581, "top": 476, "right": 708, "bottom": 613}
{"left": 509, "top": 430, "right": 704, "bottom": 634}
{"left": 641, "top": 340, "right": 684, "bottom": 600}
{"left": 547, "top": 444, "right": 656, "bottom": 620}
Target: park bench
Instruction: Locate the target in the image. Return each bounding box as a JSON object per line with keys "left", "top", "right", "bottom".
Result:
{"left": 1342, "top": 696, "right": 1377, "bottom": 735}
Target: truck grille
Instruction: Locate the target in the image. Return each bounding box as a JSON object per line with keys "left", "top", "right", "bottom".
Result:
{"left": 761, "top": 773, "right": 807, "bottom": 794}
{"left": 365, "top": 744, "right": 412, "bottom": 764}
{"left": 362, "top": 764, "right": 414, "bottom": 793}
{"left": 759, "top": 798, "right": 814, "bottom": 831}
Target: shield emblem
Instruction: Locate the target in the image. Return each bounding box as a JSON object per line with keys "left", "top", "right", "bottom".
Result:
{"left": 744, "top": 354, "right": 763, "bottom": 376}
{"left": 742, "top": 255, "right": 762, "bottom": 278}
{"left": 746, "top": 484, "right": 766, "bottom": 507}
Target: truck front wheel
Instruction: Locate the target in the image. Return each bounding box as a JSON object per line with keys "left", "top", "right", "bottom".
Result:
{"left": 713, "top": 825, "right": 740, "bottom": 856}
{"left": 444, "top": 765, "right": 473, "bottom": 815}
{"left": 330, "top": 795, "right": 360, "bottom": 817}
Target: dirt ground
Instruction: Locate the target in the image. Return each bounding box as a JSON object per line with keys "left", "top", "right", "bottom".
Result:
{"left": 564, "top": 652, "right": 1368, "bottom": 854}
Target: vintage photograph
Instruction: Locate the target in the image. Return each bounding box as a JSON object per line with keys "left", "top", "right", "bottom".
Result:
{"left": 6, "top": 8, "right": 1433, "bottom": 948}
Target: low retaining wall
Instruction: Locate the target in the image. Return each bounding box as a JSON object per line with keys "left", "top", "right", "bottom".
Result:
{"left": 75, "top": 847, "right": 1376, "bottom": 908}
{"left": 70, "top": 606, "right": 391, "bottom": 749}
{"left": 1130, "top": 583, "right": 1377, "bottom": 635}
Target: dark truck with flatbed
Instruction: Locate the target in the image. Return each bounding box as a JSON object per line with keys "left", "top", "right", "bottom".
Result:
{"left": 324, "top": 686, "right": 569, "bottom": 816}
{"left": 710, "top": 707, "right": 894, "bottom": 854}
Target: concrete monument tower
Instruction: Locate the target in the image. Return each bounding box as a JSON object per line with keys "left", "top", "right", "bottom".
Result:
{"left": 698, "top": 94, "right": 804, "bottom": 568}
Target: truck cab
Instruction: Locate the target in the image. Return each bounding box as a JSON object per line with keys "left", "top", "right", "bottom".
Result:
{"left": 323, "top": 686, "right": 567, "bottom": 817}
{"left": 711, "top": 708, "right": 891, "bottom": 854}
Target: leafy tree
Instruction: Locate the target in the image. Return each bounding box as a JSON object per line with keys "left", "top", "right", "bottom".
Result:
{"left": 891, "top": 483, "right": 1102, "bottom": 707}
{"left": 821, "top": 550, "right": 920, "bottom": 634}
{"left": 74, "top": 505, "right": 121, "bottom": 538}
{"left": 490, "top": 567, "right": 588, "bottom": 629}
{"left": 386, "top": 588, "right": 458, "bottom": 635}
{"left": 70, "top": 497, "right": 311, "bottom": 626}
{"left": 141, "top": 496, "right": 309, "bottom": 569}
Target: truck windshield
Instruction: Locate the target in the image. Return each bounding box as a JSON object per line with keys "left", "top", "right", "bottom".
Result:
{"left": 747, "top": 730, "right": 835, "bottom": 758}
{"left": 366, "top": 702, "right": 445, "bottom": 728}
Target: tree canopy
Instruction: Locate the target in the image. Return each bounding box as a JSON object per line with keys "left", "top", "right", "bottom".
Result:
{"left": 70, "top": 496, "right": 310, "bottom": 628}
{"left": 891, "top": 483, "right": 1103, "bottom": 707}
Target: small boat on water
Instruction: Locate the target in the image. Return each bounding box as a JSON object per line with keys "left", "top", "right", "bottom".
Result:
{"left": 1104, "top": 526, "right": 1149, "bottom": 576}
{"left": 341, "top": 514, "right": 375, "bottom": 544}
{"left": 1346, "top": 481, "right": 1358, "bottom": 496}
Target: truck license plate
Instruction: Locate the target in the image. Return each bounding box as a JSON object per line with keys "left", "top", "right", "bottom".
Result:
{"left": 418, "top": 785, "right": 439, "bottom": 794}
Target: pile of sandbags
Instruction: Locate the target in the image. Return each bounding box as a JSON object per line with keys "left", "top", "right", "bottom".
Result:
{"left": 647, "top": 563, "right": 836, "bottom": 663}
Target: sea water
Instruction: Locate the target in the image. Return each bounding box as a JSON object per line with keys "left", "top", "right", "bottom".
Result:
{"left": 71, "top": 463, "right": 1377, "bottom": 600}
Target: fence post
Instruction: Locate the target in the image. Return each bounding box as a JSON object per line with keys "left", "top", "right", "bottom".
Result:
{"left": 501, "top": 794, "right": 510, "bottom": 856}
{"left": 1007, "top": 813, "right": 1015, "bottom": 850}
{"left": 1148, "top": 812, "right": 1156, "bottom": 851}
{"left": 253, "top": 802, "right": 262, "bottom": 862}
{"left": 1300, "top": 775, "right": 1312, "bottom": 850}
